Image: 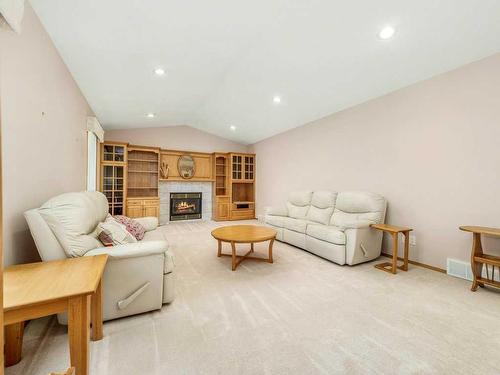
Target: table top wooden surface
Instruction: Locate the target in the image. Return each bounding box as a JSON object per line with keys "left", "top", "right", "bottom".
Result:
{"left": 459, "top": 226, "right": 500, "bottom": 237}
{"left": 370, "top": 223, "right": 413, "bottom": 233}
{"left": 212, "top": 225, "right": 277, "bottom": 243}
{"left": 4, "top": 255, "right": 108, "bottom": 312}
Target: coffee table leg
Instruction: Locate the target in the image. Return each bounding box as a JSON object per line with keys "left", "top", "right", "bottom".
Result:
{"left": 250, "top": 243, "right": 254, "bottom": 252}
{"left": 268, "top": 238, "right": 275, "bottom": 263}
{"left": 217, "top": 240, "right": 222, "bottom": 257}
{"left": 231, "top": 241, "right": 237, "bottom": 271}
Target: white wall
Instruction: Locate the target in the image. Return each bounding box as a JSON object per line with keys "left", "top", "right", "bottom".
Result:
{"left": 0, "top": 4, "right": 92, "bottom": 265}
{"left": 250, "top": 53, "right": 500, "bottom": 269}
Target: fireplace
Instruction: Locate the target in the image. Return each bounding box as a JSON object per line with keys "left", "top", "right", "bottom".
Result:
{"left": 170, "top": 192, "right": 202, "bottom": 221}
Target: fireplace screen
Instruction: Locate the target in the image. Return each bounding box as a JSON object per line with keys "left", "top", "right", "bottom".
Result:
{"left": 170, "top": 192, "right": 202, "bottom": 221}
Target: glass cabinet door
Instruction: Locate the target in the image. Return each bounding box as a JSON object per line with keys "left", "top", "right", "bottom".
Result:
{"left": 101, "top": 164, "right": 125, "bottom": 215}
{"left": 103, "top": 145, "right": 114, "bottom": 161}
{"left": 232, "top": 155, "right": 242, "bottom": 179}
{"left": 244, "top": 156, "right": 254, "bottom": 180}
{"left": 102, "top": 144, "right": 126, "bottom": 163}
{"left": 114, "top": 146, "right": 125, "bottom": 162}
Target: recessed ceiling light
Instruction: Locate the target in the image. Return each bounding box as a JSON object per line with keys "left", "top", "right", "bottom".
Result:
{"left": 146, "top": 113, "right": 155, "bottom": 118}
{"left": 273, "top": 95, "right": 281, "bottom": 104}
{"left": 230, "top": 125, "right": 236, "bottom": 131}
{"left": 154, "top": 68, "right": 165, "bottom": 76}
{"left": 378, "top": 26, "right": 395, "bottom": 40}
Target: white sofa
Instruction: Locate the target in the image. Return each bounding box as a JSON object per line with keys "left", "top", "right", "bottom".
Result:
{"left": 264, "top": 191, "right": 387, "bottom": 265}
{"left": 24, "top": 191, "right": 175, "bottom": 323}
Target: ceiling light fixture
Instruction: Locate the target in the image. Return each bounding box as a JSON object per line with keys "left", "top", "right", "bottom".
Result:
{"left": 378, "top": 26, "right": 395, "bottom": 40}
{"left": 230, "top": 125, "right": 236, "bottom": 131}
{"left": 273, "top": 95, "right": 281, "bottom": 104}
{"left": 154, "top": 68, "right": 165, "bottom": 76}
{"left": 146, "top": 113, "right": 155, "bottom": 118}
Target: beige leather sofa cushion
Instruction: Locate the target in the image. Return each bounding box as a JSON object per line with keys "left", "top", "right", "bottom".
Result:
{"left": 287, "top": 191, "right": 312, "bottom": 219}
{"left": 265, "top": 215, "right": 286, "bottom": 228}
{"left": 39, "top": 191, "right": 108, "bottom": 257}
{"left": 306, "top": 191, "right": 337, "bottom": 225}
{"left": 283, "top": 217, "right": 310, "bottom": 234}
{"left": 306, "top": 224, "right": 346, "bottom": 245}
{"left": 133, "top": 216, "right": 159, "bottom": 232}
{"left": 330, "top": 191, "right": 386, "bottom": 229}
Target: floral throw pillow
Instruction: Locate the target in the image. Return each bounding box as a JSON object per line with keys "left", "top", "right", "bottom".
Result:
{"left": 114, "top": 215, "right": 146, "bottom": 241}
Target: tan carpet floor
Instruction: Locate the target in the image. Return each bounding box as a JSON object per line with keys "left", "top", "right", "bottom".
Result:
{"left": 6, "top": 220, "right": 500, "bottom": 375}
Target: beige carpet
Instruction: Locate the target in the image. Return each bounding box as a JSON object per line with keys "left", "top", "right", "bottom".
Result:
{"left": 7, "top": 220, "right": 500, "bottom": 375}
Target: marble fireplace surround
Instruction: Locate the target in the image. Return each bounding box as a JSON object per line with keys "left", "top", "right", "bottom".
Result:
{"left": 159, "top": 181, "right": 212, "bottom": 224}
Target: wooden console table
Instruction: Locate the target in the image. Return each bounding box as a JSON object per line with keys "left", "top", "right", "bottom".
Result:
{"left": 3, "top": 255, "right": 108, "bottom": 375}
{"left": 371, "top": 223, "right": 413, "bottom": 274}
{"left": 459, "top": 226, "right": 500, "bottom": 291}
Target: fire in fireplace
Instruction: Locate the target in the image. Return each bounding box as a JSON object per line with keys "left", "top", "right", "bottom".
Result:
{"left": 170, "top": 192, "right": 202, "bottom": 221}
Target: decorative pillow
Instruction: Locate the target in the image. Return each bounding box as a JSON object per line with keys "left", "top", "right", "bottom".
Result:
{"left": 98, "top": 229, "right": 115, "bottom": 247}
{"left": 96, "top": 220, "right": 137, "bottom": 246}
{"left": 113, "top": 215, "right": 146, "bottom": 240}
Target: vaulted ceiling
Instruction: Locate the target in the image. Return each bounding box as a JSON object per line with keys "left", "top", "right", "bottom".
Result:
{"left": 30, "top": 0, "right": 500, "bottom": 144}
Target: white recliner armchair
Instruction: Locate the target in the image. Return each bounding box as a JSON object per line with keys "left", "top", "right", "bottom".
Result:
{"left": 24, "top": 191, "right": 175, "bottom": 323}
{"left": 265, "top": 191, "right": 387, "bottom": 265}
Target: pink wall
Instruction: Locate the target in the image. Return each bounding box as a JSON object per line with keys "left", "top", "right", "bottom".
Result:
{"left": 105, "top": 125, "right": 248, "bottom": 153}
{"left": 250, "top": 53, "right": 500, "bottom": 269}
{"left": 0, "top": 4, "right": 93, "bottom": 265}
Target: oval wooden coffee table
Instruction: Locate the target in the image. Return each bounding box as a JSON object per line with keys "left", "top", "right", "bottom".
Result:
{"left": 211, "top": 225, "right": 277, "bottom": 271}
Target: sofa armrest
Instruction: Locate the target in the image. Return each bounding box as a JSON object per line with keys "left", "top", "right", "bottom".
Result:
{"left": 84, "top": 240, "right": 168, "bottom": 259}
{"left": 351, "top": 221, "right": 376, "bottom": 229}
{"left": 133, "top": 217, "right": 158, "bottom": 232}
{"left": 338, "top": 221, "right": 375, "bottom": 230}
{"left": 265, "top": 205, "right": 288, "bottom": 217}
{"left": 344, "top": 227, "right": 383, "bottom": 265}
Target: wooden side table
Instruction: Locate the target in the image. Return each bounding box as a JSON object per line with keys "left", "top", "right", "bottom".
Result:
{"left": 459, "top": 226, "right": 500, "bottom": 291}
{"left": 371, "top": 223, "right": 413, "bottom": 274}
{"left": 3, "top": 255, "right": 108, "bottom": 375}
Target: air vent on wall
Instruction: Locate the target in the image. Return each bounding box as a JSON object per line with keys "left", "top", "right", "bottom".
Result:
{"left": 447, "top": 258, "right": 500, "bottom": 282}
{"left": 447, "top": 258, "right": 472, "bottom": 281}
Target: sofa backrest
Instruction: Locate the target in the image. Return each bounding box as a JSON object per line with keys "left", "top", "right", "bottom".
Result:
{"left": 286, "top": 191, "right": 312, "bottom": 219}
{"left": 25, "top": 191, "right": 109, "bottom": 259}
{"left": 306, "top": 191, "right": 337, "bottom": 225}
{"left": 330, "top": 191, "right": 386, "bottom": 228}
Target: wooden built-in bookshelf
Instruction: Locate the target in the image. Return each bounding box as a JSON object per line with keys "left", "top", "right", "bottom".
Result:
{"left": 213, "top": 152, "right": 255, "bottom": 221}
{"left": 127, "top": 147, "right": 159, "bottom": 198}
{"left": 100, "top": 142, "right": 256, "bottom": 221}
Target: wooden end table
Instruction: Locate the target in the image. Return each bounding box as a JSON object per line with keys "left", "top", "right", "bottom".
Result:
{"left": 371, "top": 223, "right": 413, "bottom": 274}
{"left": 3, "top": 255, "right": 108, "bottom": 375}
{"left": 459, "top": 226, "right": 500, "bottom": 291}
{"left": 211, "top": 225, "right": 277, "bottom": 271}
